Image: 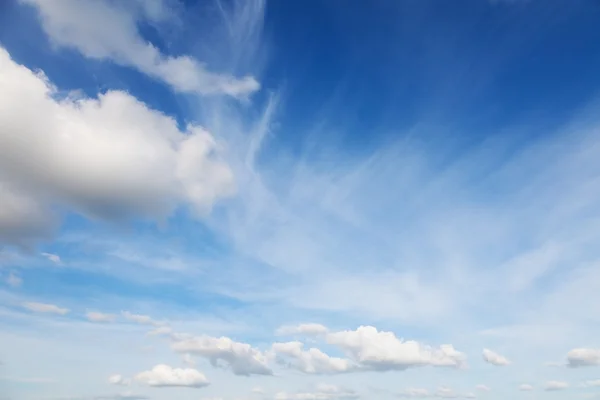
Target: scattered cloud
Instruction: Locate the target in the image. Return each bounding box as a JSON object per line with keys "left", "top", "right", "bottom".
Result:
{"left": 22, "top": 301, "right": 69, "bottom": 315}
{"left": 475, "top": 385, "right": 490, "bottom": 392}
{"left": 122, "top": 311, "right": 165, "bottom": 327}
{"left": 134, "top": 364, "right": 210, "bottom": 388}
{"left": 481, "top": 348, "right": 510, "bottom": 366}
{"left": 518, "top": 384, "right": 533, "bottom": 391}
{"left": 19, "top": 0, "right": 259, "bottom": 98}
{"left": 171, "top": 334, "right": 273, "bottom": 376}
{"left": 583, "top": 380, "right": 600, "bottom": 387}
{"left": 276, "top": 323, "right": 329, "bottom": 337}
{"left": 5, "top": 272, "right": 22, "bottom": 287}
{"left": 544, "top": 381, "right": 568, "bottom": 391}
{"left": 86, "top": 311, "right": 116, "bottom": 323}
{"left": 41, "top": 252, "right": 61, "bottom": 264}
{"left": 567, "top": 348, "right": 600, "bottom": 367}
{"left": 274, "top": 384, "right": 359, "bottom": 400}
{"left": 108, "top": 374, "right": 131, "bottom": 387}
{"left": 397, "top": 388, "right": 430, "bottom": 398}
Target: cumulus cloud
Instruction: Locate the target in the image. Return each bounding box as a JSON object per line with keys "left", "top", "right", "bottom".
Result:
{"left": 326, "top": 326, "right": 466, "bottom": 371}
{"left": 274, "top": 384, "right": 359, "bottom": 400}
{"left": 0, "top": 183, "right": 55, "bottom": 245}
{"left": 22, "top": 302, "right": 69, "bottom": 315}
{"left": 397, "top": 387, "right": 475, "bottom": 399}
{"left": 19, "top": 0, "right": 259, "bottom": 98}
{"left": 172, "top": 335, "right": 272, "bottom": 376}
{"left": 518, "top": 384, "right": 533, "bottom": 391}
{"left": 0, "top": 47, "right": 235, "bottom": 244}
{"left": 276, "top": 323, "right": 329, "bottom": 336}
{"left": 272, "top": 341, "right": 357, "bottom": 374}
{"left": 567, "top": 348, "right": 600, "bottom": 367}
{"left": 544, "top": 381, "right": 569, "bottom": 391}
{"left": 134, "top": 364, "right": 209, "bottom": 388}
{"left": 397, "top": 388, "right": 430, "bottom": 398}
{"left": 86, "top": 312, "right": 116, "bottom": 323}
{"left": 481, "top": 349, "right": 510, "bottom": 366}
{"left": 108, "top": 374, "right": 131, "bottom": 386}
{"left": 544, "top": 381, "right": 568, "bottom": 391}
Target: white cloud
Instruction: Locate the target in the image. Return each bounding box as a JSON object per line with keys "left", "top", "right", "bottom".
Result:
{"left": 0, "top": 47, "right": 235, "bottom": 244}
{"left": 274, "top": 384, "right": 359, "bottom": 400}
{"left": 19, "top": 0, "right": 259, "bottom": 98}
{"left": 567, "top": 348, "right": 600, "bottom": 367}
{"left": 518, "top": 384, "right": 533, "bottom": 391}
{"left": 272, "top": 341, "right": 357, "bottom": 374}
{"left": 41, "top": 252, "right": 61, "bottom": 264}
{"left": 148, "top": 326, "right": 173, "bottom": 336}
{"left": 121, "top": 311, "right": 165, "bottom": 327}
{"left": 481, "top": 349, "right": 510, "bottom": 366}
{"left": 134, "top": 364, "right": 209, "bottom": 388}
{"left": 5, "top": 272, "right": 22, "bottom": 287}
{"left": 583, "top": 380, "right": 600, "bottom": 387}
{"left": 108, "top": 374, "right": 131, "bottom": 386}
{"left": 276, "top": 323, "right": 329, "bottom": 336}
{"left": 397, "top": 387, "right": 477, "bottom": 399}
{"left": 171, "top": 334, "right": 272, "bottom": 376}
{"left": 86, "top": 312, "right": 116, "bottom": 323}
{"left": 474, "top": 385, "right": 490, "bottom": 392}
{"left": 22, "top": 301, "right": 69, "bottom": 315}
{"left": 326, "top": 326, "right": 466, "bottom": 371}
{"left": 397, "top": 388, "right": 430, "bottom": 398}
{"left": 545, "top": 381, "right": 568, "bottom": 391}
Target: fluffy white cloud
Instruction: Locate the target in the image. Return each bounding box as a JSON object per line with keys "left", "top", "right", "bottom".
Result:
{"left": 122, "top": 311, "right": 165, "bottom": 327}
{"left": 326, "top": 326, "right": 466, "bottom": 371}
{"left": 22, "top": 302, "right": 69, "bottom": 315}
{"left": 567, "top": 348, "right": 600, "bottom": 367}
{"left": 274, "top": 384, "right": 359, "bottom": 400}
{"left": 272, "top": 341, "right": 357, "bottom": 374}
{"left": 86, "top": 312, "right": 116, "bottom": 323}
{"left": 0, "top": 47, "right": 235, "bottom": 244}
{"left": 276, "top": 323, "right": 329, "bottom": 336}
{"left": 518, "top": 384, "right": 533, "bottom": 391}
{"left": 108, "top": 374, "right": 131, "bottom": 386}
{"left": 172, "top": 335, "right": 272, "bottom": 376}
{"left": 545, "top": 381, "right": 568, "bottom": 391}
{"left": 19, "top": 0, "right": 259, "bottom": 98}
{"left": 134, "top": 364, "right": 209, "bottom": 388}
{"left": 481, "top": 349, "right": 510, "bottom": 366}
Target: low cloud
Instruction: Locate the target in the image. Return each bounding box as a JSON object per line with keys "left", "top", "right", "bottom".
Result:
{"left": 22, "top": 302, "right": 69, "bottom": 315}
{"left": 482, "top": 349, "right": 510, "bottom": 366}
{"left": 134, "top": 364, "right": 209, "bottom": 388}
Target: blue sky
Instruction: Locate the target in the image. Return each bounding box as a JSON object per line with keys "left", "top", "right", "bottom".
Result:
{"left": 1, "top": 0, "right": 600, "bottom": 399}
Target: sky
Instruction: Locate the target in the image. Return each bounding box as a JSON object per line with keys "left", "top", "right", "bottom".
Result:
{"left": 1, "top": 0, "right": 600, "bottom": 399}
